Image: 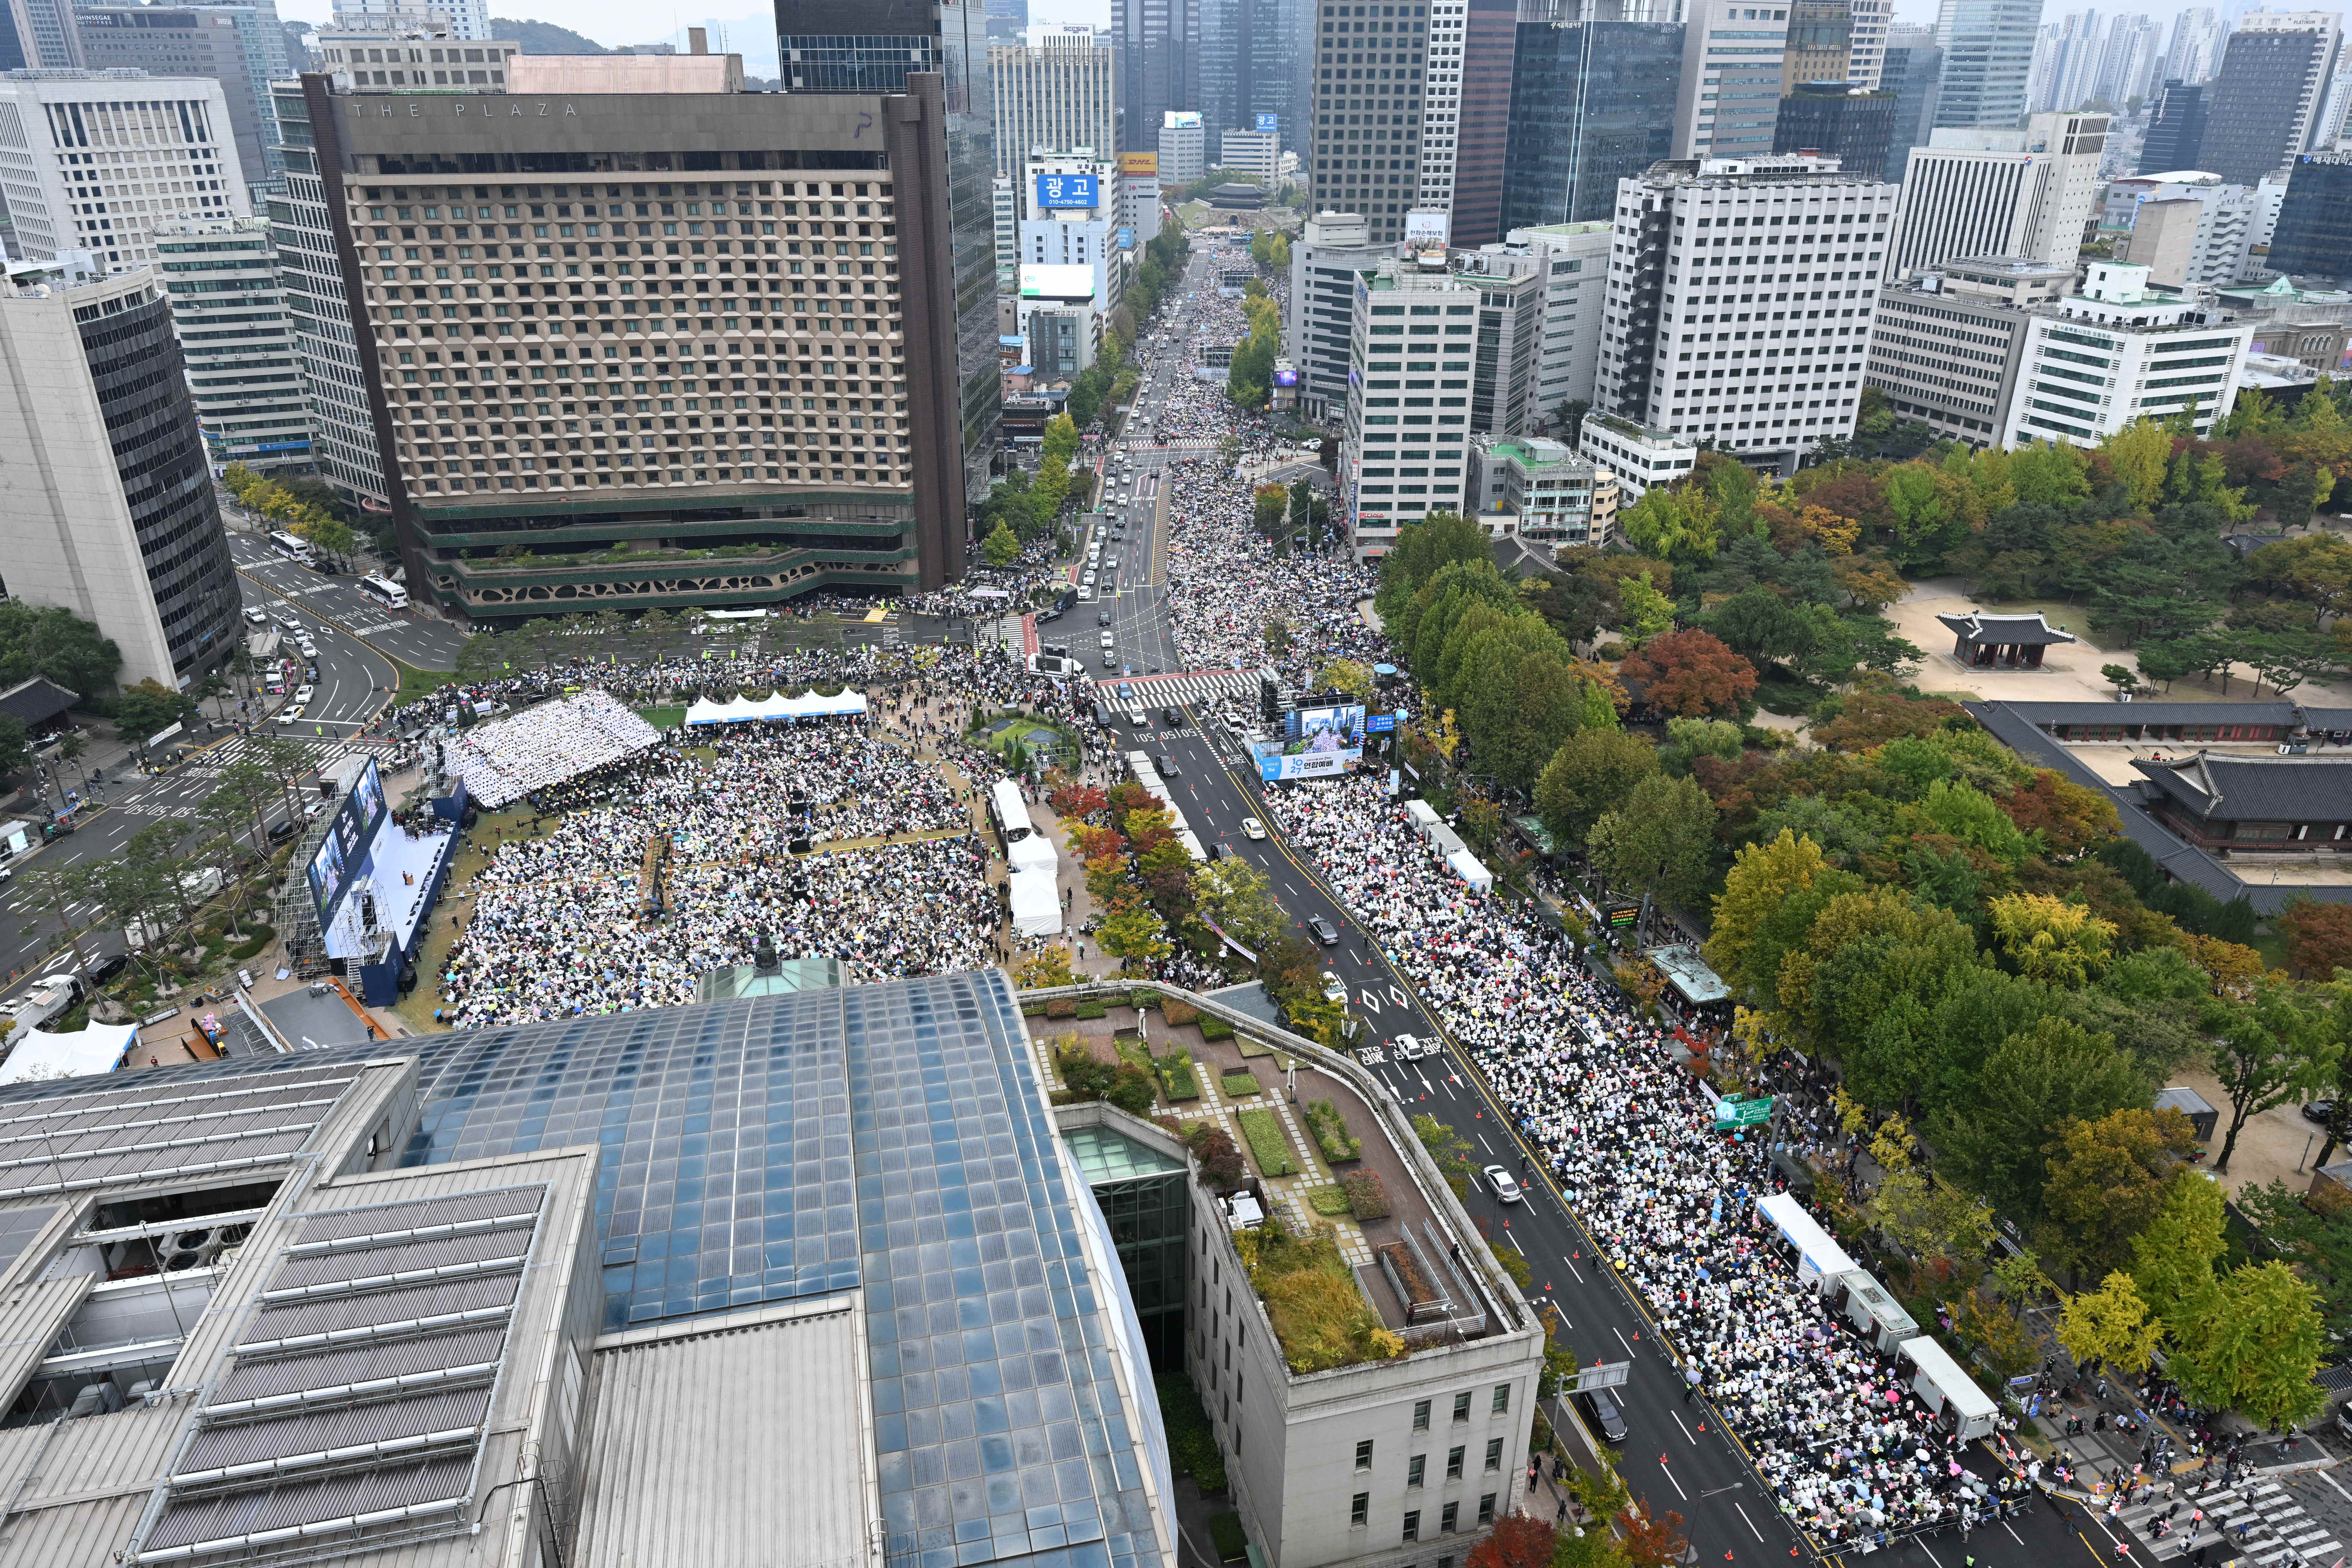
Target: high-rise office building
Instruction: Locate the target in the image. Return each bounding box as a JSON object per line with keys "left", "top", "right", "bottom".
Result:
{"left": 1286, "top": 209, "right": 1392, "bottom": 414}
{"left": 333, "top": 0, "right": 484, "bottom": 38}
{"left": 1218, "top": 124, "right": 1281, "bottom": 185}
{"left": 1783, "top": 0, "right": 1852, "bottom": 91}
{"left": 1339, "top": 255, "right": 1480, "bottom": 553}
{"left": 2139, "top": 79, "right": 2207, "bottom": 173}
{"left": 2165, "top": 6, "right": 2223, "bottom": 86}
{"left": 984, "top": 0, "right": 1029, "bottom": 43}
{"left": 2002, "top": 259, "right": 2253, "bottom": 443}
{"left": 0, "top": 0, "right": 82, "bottom": 68}
{"left": 1021, "top": 152, "right": 1125, "bottom": 310}
{"left": 266, "top": 76, "right": 386, "bottom": 507}
{"left": 1157, "top": 108, "right": 1205, "bottom": 183}
{"left": 1932, "top": 0, "right": 2043, "bottom": 131}
{"left": 1864, "top": 254, "right": 2070, "bottom": 445}
{"left": 990, "top": 29, "right": 1114, "bottom": 179}
{"left": 0, "top": 257, "right": 240, "bottom": 685}
{"left": 1498, "top": 1, "right": 1683, "bottom": 232}
{"left": 0, "top": 71, "right": 249, "bottom": 271}
{"left": 295, "top": 59, "right": 971, "bottom": 618}
{"left": 1502, "top": 220, "right": 1611, "bottom": 420}
{"left": 1890, "top": 111, "right": 2106, "bottom": 278}
{"left": 1111, "top": 0, "right": 1197, "bottom": 153}
{"left": 1675, "top": 0, "right": 1790, "bottom": 160}
{"left": 1775, "top": 82, "right": 1897, "bottom": 180}
{"left": 1304, "top": 0, "right": 1435, "bottom": 245}
{"left": 1431, "top": 0, "right": 1514, "bottom": 245}
{"left": 2198, "top": 12, "right": 2341, "bottom": 186}
{"left": 2104, "top": 169, "right": 2257, "bottom": 289}
{"left": 312, "top": 22, "right": 519, "bottom": 88}
{"left": 75, "top": 3, "right": 292, "bottom": 187}
{"left": 777, "top": 0, "right": 998, "bottom": 506}
{"left": 2266, "top": 152, "right": 2352, "bottom": 286}
{"left": 1879, "top": 24, "right": 1945, "bottom": 179}
{"left": 1849, "top": 0, "right": 1895, "bottom": 90}
{"left": 1200, "top": 0, "right": 1305, "bottom": 167}
{"left": 1596, "top": 152, "right": 1899, "bottom": 470}
{"left": 155, "top": 216, "right": 312, "bottom": 467}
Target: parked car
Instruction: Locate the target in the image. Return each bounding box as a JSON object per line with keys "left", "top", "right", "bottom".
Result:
{"left": 2306, "top": 1101, "right": 2338, "bottom": 1125}
{"left": 1321, "top": 971, "right": 1347, "bottom": 1005}
{"left": 1307, "top": 914, "right": 1338, "bottom": 946}
{"left": 1209, "top": 841, "right": 1238, "bottom": 862}
{"left": 1484, "top": 1165, "right": 1524, "bottom": 1203}
{"left": 79, "top": 952, "right": 129, "bottom": 987}
{"left": 1579, "top": 1388, "right": 1629, "bottom": 1444}
{"left": 1241, "top": 818, "right": 1266, "bottom": 840}
{"left": 1155, "top": 754, "right": 1179, "bottom": 777}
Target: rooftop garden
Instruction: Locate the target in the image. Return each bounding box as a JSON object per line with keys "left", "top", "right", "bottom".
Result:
{"left": 1237, "top": 1216, "right": 1405, "bottom": 1373}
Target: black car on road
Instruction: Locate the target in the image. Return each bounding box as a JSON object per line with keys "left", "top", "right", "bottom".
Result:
{"left": 1579, "top": 1387, "right": 1629, "bottom": 1444}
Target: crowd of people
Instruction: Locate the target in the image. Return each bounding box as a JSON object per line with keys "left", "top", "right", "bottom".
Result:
{"left": 442, "top": 691, "right": 661, "bottom": 809}
{"left": 435, "top": 720, "right": 998, "bottom": 1028}
{"left": 1261, "top": 776, "right": 2011, "bottom": 1551}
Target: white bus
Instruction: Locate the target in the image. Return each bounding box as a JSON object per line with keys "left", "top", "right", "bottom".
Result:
{"left": 358, "top": 573, "right": 409, "bottom": 610}
{"left": 268, "top": 530, "right": 316, "bottom": 564}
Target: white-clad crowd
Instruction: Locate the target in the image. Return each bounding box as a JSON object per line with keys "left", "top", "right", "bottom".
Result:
{"left": 443, "top": 691, "right": 662, "bottom": 808}
{"left": 1263, "top": 777, "right": 2005, "bottom": 1550}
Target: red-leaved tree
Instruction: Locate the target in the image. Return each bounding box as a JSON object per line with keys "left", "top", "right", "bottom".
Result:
{"left": 1465, "top": 1513, "right": 1558, "bottom": 1568}
{"left": 2278, "top": 897, "right": 2352, "bottom": 978}
{"left": 1619, "top": 628, "right": 1759, "bottom": 718}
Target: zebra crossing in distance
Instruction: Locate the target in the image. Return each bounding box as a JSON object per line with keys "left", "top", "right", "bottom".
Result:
{"left": 2119, "top": 1475, "right": 2344, "bottom": 1566}
{"left": 1092, "top": 669, "right": 1260, "bottom": 707}
{"left": 202, "top": 735, "right": 360, "bottom": 770}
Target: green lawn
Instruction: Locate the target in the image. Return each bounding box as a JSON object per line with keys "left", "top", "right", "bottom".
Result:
{"left": 393, "top": 661, "right": 463, "bottom": 704}
{"left": 637, "top": 706, "right": 687, "bottom": 731}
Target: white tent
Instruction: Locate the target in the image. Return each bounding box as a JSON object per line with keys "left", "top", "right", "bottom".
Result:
{"left": 0, "top": 1022, "right": 137, "bottom": 1084}
{"left": 1007, "top": 868, "right": 1061, "bottom": 938}
{"left": 1008, "top": 834, "right": 1057, "bottom": 874}
{"left": 684, "top": 689, "right": 870, "bottom": 726}
{"left": 1445, "top": 848, "right": 1493, "bottom": 892}
{"left": 1898, "top": 1335, "right": 2000, "bottom": 1439}
{"left": 1404, "top": 799, "right": 1442, "bottom": 841}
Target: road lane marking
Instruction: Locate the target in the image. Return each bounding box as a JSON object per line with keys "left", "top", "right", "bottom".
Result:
{"left": 1733, "top": 1502, "right": 1766, "bottom": 1542}
{"left": 1673, "top": 1411, "right": 1696, "bottom": 1444}
{"left": 1614, "top": 1326, "right": 1639, "bottom": 1359}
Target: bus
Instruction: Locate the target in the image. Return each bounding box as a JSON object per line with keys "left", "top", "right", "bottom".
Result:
{"left": 268, "top": 530, "right": 316, "bottom": 565}
{"left": 358, "top": 574, "right": 409, "bottom": 610}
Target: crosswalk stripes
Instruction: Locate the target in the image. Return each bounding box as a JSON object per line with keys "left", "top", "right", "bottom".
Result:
{"left": 202, "top": 735, "right": 359, "bottom": 770}
{"left": 1091, "top": 669, "right": 1259, "bottom": 707}
{"left": 2119, "top": 1476, "right": 2343, "bottom": 1565}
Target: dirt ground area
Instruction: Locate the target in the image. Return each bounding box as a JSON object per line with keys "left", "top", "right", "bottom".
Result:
{"left": 2166, "top": 1062, "right": 2336, "bottom": 1201}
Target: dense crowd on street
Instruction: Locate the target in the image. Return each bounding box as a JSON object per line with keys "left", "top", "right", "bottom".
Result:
{"left": 435, "top": 720, "right": 998, "bottom": 1028}
{"left": 1261, "top": 776, "right": 2013, "bottom": 1550}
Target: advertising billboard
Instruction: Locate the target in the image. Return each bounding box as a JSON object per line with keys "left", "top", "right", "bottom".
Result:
{"left": 1272, "top": 366, "right": 1299, "bottom": 386}
{"left": 1253, "top": 703, "right": 1367, "bottom": 781}
{"left": 1035, "top": 173, "right": 1100, "bottom": 209}
{"left": 1404, "top": 209, "right": 1452, "bottom": 249}
{"left": 1119, "top": 152, "right": 1159, "bottom": 176}
{"left": 1255, "top": 112, "right": 1278, "bottom": 134}
{"left": 1116, "top": 226, "right": 1135, "bottom": 248}
{"left": 1164, "top": 111, "right": 1202, "bottom": 129}
{"left": 306, "top": 755, "right": 389, "bottom": 927}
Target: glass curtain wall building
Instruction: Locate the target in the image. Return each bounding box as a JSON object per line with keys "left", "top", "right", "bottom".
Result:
{"left": 778, "top": 0, "right": 1002, "bottom": 506}
{"left": 2268, "top": 154, "right": 2352, "bottom": 287}
{"left": 1931, "top": 0, "right": 2040, "bottom": 131}
{"left": 1499, "top": 8, "right": 1684, "bottom": 232}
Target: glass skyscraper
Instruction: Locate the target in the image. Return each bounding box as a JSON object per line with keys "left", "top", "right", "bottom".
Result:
{"left": 779, "top": 0, "right": 1001, "bottom": 506}
{"left": 1499, "top": 15, "right": 1685, "bottom": 232}
{"left": 1932, "top": 0, "right": 2042, "bottom": 131}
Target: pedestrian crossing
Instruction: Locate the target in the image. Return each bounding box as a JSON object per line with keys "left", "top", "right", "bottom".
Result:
{"left": 2119, "top": 1475, "right": 2343, "bottom": 1566}
{"left": 201, "top": 735, "right": 360, "bottom": 770}
{"left": 1092, "top": 668, "right": 1259, "bottom": 706}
